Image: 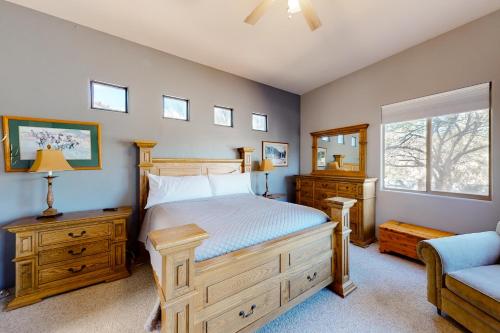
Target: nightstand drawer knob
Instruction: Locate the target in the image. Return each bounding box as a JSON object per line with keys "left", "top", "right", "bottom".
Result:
{"left": 68, "top": 247, "right": 86, "bottom": 256}
{"left": 68, "top": 231, "right": 86, "bottom": 238}
{"left": 68, "top": 265, "right": 86, "bottom": 273}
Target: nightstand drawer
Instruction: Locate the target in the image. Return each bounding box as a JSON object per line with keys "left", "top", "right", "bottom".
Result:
{"left": 39, "top": 223, "right": 111, "bottom": 246}
{"left": 39, "top": 240, "right": 110, "bottom": 265}
{"left": 38, "top": 253, "right": 110, "bottom": 285}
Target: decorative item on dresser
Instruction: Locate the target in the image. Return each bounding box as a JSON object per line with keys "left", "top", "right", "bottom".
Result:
{"left": 380, "top": 220, "right": 455, "bottom": 261}
{"left": 296, "top": 124, "right": 377, "bottom": 247}
{"left": 4, "top": 207, "right": 132, "bottom": 310}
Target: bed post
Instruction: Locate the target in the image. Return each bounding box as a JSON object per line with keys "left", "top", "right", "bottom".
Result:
{"left": 238, "top": 147, "right": 255, "bottom": 173}
{"left": 149, "top": 224, "right": 208, "bottom": 333}
{"left": 134, "top": 140, "right": 157, "bottom": 222}
{"left": 325, "top": 197, "right": 357, "bottom": 297}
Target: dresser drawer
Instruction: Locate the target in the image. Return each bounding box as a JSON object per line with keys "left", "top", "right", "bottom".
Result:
{"left": 337, "top": 182, "right": 357, "bottom": 195}
{"left": 315, "top": 189, "right": 336, "bottom": 201}
{"left": 39, "top": 223, "right": 111, "bottom": 246}
{"left": 316, "top": 181, "right": 337, "bottom": 191}
{"left": 206, "top": 287, "right": 280, "bottom": 333}
{"left": 298, "top": 179, "right": 314, "bottom": 189}
{"left": 38, "top": 253, "right": 110, "bottom": 285}
{"left": 297, "top": 198, "right": 314, "bottom": 207}
{"left": 39, "top": 240, "right": 110, "bottom": 265}
{"left": 299, "top": 188, "right": 314, "bottom": 200}
{"left": 289, "top": 258, "right": 331, "bottom": 301}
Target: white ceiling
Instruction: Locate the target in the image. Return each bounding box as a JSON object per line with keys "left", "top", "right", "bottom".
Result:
{"left": 6, "top": 0, "right": 500, "bottom": 94}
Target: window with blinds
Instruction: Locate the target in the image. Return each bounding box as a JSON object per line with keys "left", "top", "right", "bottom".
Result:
{"left": 381, "top": 82, "right": 491, "bottom": 199}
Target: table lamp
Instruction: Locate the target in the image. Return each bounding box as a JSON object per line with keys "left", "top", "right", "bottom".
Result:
{"left": 260, "top": 159, "right": 275, "bottom": 197}
{"left": 29, "top": 145, "right": 74, "bottom": 218}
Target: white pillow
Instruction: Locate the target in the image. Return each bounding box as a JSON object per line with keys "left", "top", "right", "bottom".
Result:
{"left": 145, "top": 174, "right": 212, "bottom": 208}
{"left": 208, "top": 173, "right": 254, "bottom": 196}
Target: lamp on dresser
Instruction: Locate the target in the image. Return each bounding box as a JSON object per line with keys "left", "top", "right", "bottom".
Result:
{"left": 29, "top": 145, "right": 74, "bottom": 218}
{"left": 260, "top": 159, "right": 275, "bottom": 197}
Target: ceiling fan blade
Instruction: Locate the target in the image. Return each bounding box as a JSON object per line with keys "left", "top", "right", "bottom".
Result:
{"left": 244, "top": 0, "right": 275, "bottom": 25}
{"left": 299, "top": 0, "right": 322, "bottom": 31}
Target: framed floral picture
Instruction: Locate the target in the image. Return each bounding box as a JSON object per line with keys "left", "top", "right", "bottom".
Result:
{"left": 2, "top": 116, "right": 102, "bottom": 172}
{"left": 262, "top": 141, "right": 288, "bottom": 167}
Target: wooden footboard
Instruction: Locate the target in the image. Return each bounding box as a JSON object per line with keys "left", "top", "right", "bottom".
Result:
{"left": 149, "top": 199, "right": 355, "bottom": 333}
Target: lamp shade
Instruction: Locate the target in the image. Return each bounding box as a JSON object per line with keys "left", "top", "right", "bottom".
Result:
{"left": 260, "top": 159, "right": 275, "bottom": 172}
{"left": 29, "top": 147, "right": 74, "bottom": 173}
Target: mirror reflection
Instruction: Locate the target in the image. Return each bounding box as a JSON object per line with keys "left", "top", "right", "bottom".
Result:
{"left": 316, "top": 133, "right": 360, "bottom": 171}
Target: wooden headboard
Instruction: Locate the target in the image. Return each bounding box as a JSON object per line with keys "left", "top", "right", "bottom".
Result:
{"left": 134, "top": 141, "right": 255, "bottom": 221}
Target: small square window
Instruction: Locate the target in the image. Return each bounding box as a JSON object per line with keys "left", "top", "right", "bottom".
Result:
{"left": 214, "top": 106, "right": 233, "bottom": 127}
{"left": 337, "top": 135, "right": 345, "bottom": 144}
{"left": 163, "top": 95, "right": 189, "bottom": 121}
{"left": 252, "top": 113, "right": 267, "bottom": 132}
{"left": 90, "top": 81, "right": 128, "bottom": 113}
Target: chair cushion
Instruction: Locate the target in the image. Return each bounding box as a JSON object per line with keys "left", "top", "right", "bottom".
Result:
{"left": 446, "top": 265, "right": 500, "bottom": 320}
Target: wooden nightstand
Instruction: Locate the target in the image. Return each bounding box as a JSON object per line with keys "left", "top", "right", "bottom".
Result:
{"left": 4, "top": 207, "right": 132, "bottom": 310}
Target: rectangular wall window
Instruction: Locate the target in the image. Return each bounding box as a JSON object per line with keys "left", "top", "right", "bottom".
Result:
{"left": 252, "top": 113, "right": 267, "bottom": 132}
{"left": 163, "top": 95, "right": 189, "bottom": 121}
{"left": 382, "top": 83, "right": 491, "bottom": 199}
{"left": 214, "top": 106, "right": 233, "bottom": 127}
{"left": 90, "top": 81, "right": 128, "bottom": 113}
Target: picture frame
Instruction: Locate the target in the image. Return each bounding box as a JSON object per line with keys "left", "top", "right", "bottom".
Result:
{"left": 262, "top": 141, "right": 288, "bottom": 167}
{"left": 317, "top": 147, "right": 327, "bottom": 167}
{"left": 2, "top": 116, "right": 102, "bottom": 172}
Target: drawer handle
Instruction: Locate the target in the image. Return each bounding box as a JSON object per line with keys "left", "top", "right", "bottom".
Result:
{"left": 68, "top": 231, "right": 86, "bottom": 238}
{"left": 68, "top": 265, "right": 86, "bottom": 273}
{"left": 68, "top": 247, "right": 87, "bottom": 256}
{"left": 307, "top": 272, "right": 318, "bottom": 282}
{"left": 239, "top": 304, "right": 257, "bottom": 318}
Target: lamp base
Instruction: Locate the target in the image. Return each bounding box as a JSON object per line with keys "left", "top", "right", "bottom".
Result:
{"left": 36, "top": 208, "right": 63, "bottom": 219}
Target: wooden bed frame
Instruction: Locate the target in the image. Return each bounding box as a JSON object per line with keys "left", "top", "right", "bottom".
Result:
{"left": 135, "top": 141, "right": 356, "bottom": 333}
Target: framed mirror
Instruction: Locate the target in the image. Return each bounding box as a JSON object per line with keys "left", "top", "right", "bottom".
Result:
{"left": 311, "top": 124, "right": 368, "bottom": 177}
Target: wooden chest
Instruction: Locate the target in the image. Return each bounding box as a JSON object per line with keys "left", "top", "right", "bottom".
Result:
{"left": 379, "top": 220, "right": 455, "bottom": 260}
{"left": 5, "top": 207, "right": 132, "bottom": 310}
{"left": 296, "top": 175, "right": 377, "bottom": 247}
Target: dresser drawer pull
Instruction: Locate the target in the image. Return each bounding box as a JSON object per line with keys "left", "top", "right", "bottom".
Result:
{"left": 68, "top": 265, "right": 86, "bottom": 273}
{"left": 239, "top": 304, "right": 257, "bottom": 318}
{"left": 68, "top": 231, "right": 86, "bottom": 238}
{"left": 307, "top": 272, "right": 318, "bottom": 282}
{"left": 68, "top": 248, "right": 87, "bottom": 256}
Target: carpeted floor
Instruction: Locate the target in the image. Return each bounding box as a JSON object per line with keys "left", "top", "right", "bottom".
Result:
{"left": 1, "top": 243, "right": 465, "bottom": 333}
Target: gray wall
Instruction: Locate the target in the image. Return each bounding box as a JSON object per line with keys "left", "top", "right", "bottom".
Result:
{"left": 0, "top": 1, "right": 300, "bottom": 289}
{"left": 301, "top": 10, "right": 500, "bottom": 235}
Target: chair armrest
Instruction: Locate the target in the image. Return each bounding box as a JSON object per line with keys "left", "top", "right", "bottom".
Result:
{"left": 417, "top": 231, "right": 500, "bottom": 309}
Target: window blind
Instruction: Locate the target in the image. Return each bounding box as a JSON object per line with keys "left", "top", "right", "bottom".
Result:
{"left": 381, "top": 82, "right": 490, "bottom": 124}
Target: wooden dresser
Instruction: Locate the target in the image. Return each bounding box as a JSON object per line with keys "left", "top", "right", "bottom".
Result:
{"left": 296, "top": 175, "right": 377, "bottom": 247}
{"left": 4, "top": 207, "right": 132, "bottom": 310}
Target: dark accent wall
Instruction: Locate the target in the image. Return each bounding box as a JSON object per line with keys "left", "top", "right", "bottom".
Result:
{"left": 0, "top": 1, "right": 300, "bottom": 289}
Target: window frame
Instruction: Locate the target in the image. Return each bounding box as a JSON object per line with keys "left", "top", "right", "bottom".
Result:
{"left": 381, "top": 109, "right": 492, "bottom": 201}
{"left": 213, "top": 105, "right": 234, "bottom": 128}
{"left": 163, "top": 95, "right": 190, "bottom": 121}
{"left": 90, "top": 80, "right": 129, "bottom": 113}
{"left": 252, "top": 113, "right": 268, "bottom": 132}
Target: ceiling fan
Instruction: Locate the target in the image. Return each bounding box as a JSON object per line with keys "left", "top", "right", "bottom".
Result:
{"left": 244, "top": 0, "right": 322, "bottom": 31}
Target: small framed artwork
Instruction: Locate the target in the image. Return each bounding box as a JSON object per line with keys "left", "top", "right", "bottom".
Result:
{"left": 2, "top": 116, "right": 102, "bottom": 172}
{"left": 90, "top": 81, "right": 128, "bottom": 113}
{"left": 214, "top": 106, "right": 233, "bottom": 127}
{"left": 262, "top": 141, "right": 288, "bottom": 167}
{"left": 337, "top": 135, "right": 345, "bottom": 144}
{"left": 163, "top": 95, "right": 189, "bottom": 121}
{"left": 317, "top": 147, "right": 327, "bottom": 167}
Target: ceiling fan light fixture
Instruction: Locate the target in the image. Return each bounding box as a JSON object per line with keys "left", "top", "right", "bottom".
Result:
{"left": 287, "top": 0, "right": 301, "bottom": 15}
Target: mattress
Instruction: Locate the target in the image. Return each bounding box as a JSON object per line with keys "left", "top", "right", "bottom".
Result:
{"left": 139, "top": 194, "right": 329, "bottom": 278}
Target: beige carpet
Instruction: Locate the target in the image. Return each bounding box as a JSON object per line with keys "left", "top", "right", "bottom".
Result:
{"left": 1, "top": 244, "right": 465, "bottom": 333}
